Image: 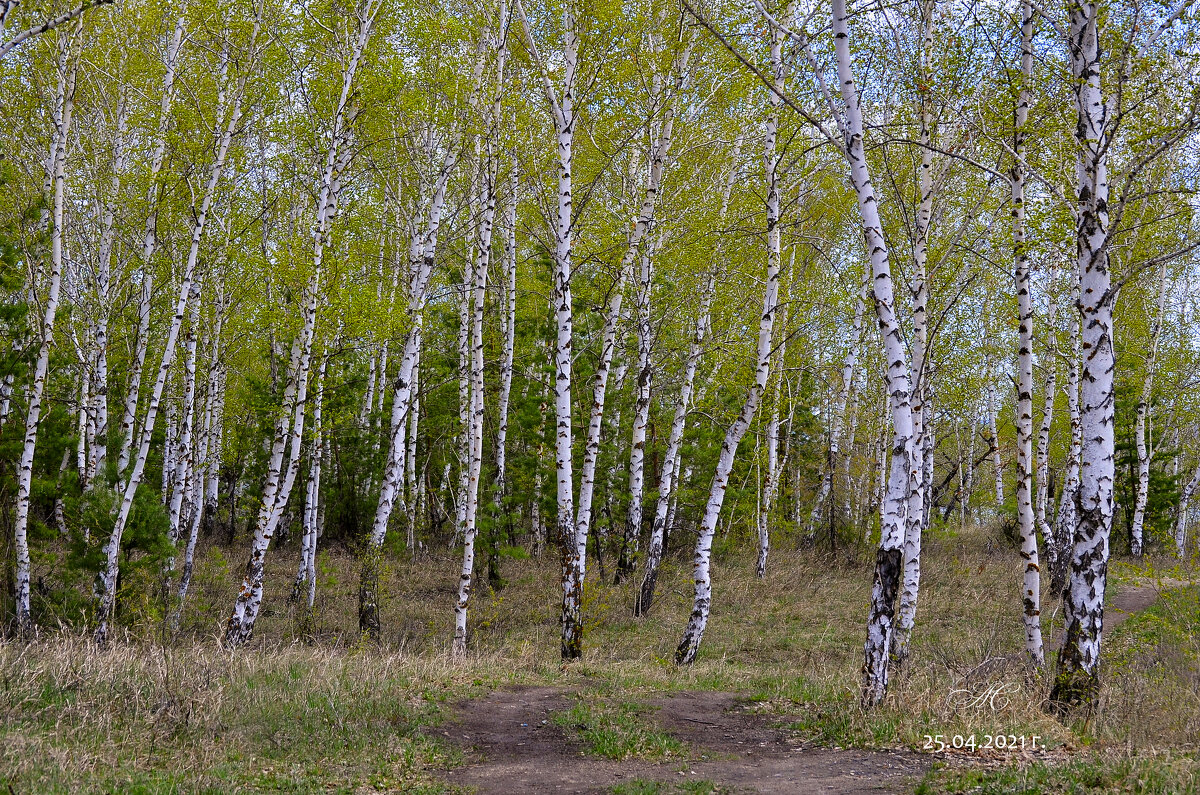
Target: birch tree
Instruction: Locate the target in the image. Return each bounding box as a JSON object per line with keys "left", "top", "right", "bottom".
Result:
{"left": 359, "top": 147, "right": 456, "bottom": 635}
{"left": 453, "top": 1, "right": 508, "bottom": 657}
{"left": 635, "top": 133, "right": 742, "bottom": 617}
{"left": 516, "top": 0, "right": 584, "bottom": 659}
{"left": 1130, "top": 262, "right": 1169, "bottom": 556}
{"left": 226, "top": 0, "right": 376, "bottom": 647}
{"left": 97, "top": 11, "right": 257, "bottom": 646}
{"left": 674, "top": 18, "right": 783, "bottom": 665}
{"left": 1010, "top": 0, "right": 1044, "bottom": 667}
{"left": 11, "top": 21, "right": 79, "bottom": 636}
{"left": 0, "top": 0, "right": 112, "bottom": 59}
{"left": 1049, "top": 0, "right": 1116, "bottom": 713}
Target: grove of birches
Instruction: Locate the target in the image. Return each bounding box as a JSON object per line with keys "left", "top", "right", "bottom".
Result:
{"left": 1, "top": 0, "right": 1198, "bottom": 721}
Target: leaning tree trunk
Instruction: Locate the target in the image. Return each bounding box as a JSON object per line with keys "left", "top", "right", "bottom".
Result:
{"left": 675, "top": 24, "right": 782, "bottom": 664}
{"left": 118, "top": 15, "right": 184, "bottom": 478}
{"left": 12, "top": 27, "right": 77, "bottom": 636}
{"left": 636, "top": 134, "right": 742, "bottom": 617}
{"left": 829, "top": 0, "right": 918, "bottom": 708}
{"left": 225, "top": 7, "right": 368, "bottom": 647}
{"left": 1050, "top": 0, "right": 1116, "bottom": 715}
{"left": 674, "top": 237, "right": 780, "bottom": 664}
{"left": 359, "top": 151, "right": 454, "bottom": 634}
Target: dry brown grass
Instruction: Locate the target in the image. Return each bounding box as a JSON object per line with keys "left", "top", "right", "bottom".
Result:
{"left": 2, "top": 522, "right": 1197, "bottom": 792}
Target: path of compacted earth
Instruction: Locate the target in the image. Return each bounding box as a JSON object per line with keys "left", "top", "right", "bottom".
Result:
{"left": 435, "top": 579, "right": 1194, "bottom": 793}
{"left": 436, "top": 686, "right": 928, "bottom": 794}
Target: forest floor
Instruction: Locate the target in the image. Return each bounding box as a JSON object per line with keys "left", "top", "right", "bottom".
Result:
{"left": 439, "top": 685, "right": 926, "bottom": 793}
{"left": 2, "top": 522, "right": 1199, "bottom": 793}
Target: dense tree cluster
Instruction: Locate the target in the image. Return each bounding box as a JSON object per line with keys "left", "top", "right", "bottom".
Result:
{"left": 1, "top": 0, "right": 1197, "bottom": 714}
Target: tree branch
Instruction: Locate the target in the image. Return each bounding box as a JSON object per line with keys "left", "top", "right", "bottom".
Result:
{"left": 0, "top": 0, "right": 113, "bottom": 59}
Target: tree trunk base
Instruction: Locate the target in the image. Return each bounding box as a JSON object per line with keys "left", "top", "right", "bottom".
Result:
{"left": 1048, "top": 667, "right": 1099, "bottom": 717}
{"left": 635, "top": 568, "right": 659, "bottom": 617}
{"left": 861, "top": 546, "right": 902, "bottom": 709}
{"left": 358, "top": 552, "right": 382, "bottom": 640}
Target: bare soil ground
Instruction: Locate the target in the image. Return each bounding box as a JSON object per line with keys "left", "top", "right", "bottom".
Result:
{"left": 437, "top": 685, "right": 928, "bottom": 794}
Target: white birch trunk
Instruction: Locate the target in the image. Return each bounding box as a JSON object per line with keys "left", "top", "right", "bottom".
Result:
{"left": 77, "top": 368, "right": 90, "bottom": 483}
{"left": 675, "top": 27, "right": 783, "bottom": 663}
{"left": 365, "top": 153, "right": 453, "bottom": 565}
{"left": 756, "top": 382, "right": 781, "bottom": 578}
{"left": 203, "top": 296, "right": 225, "bottom": 535}
{"left": 86, "top": 97, "right": 127, "bottom": 489}
{"left": 1010, "top": 0, "right": 1044, "bottom": 667}
{"left": 97, "top": 28, "right": 252, "bottom": 645}
{"left": 829, "top": 0, "right": 918, "bottom": 707}
{"left": 1053, "top": 302, "right": 1082, "bottom": 592}
{"left": 405, "top": 339, "right": 421, "bottom": 551}
{"left": 674, "top": 243, "right": 780, "bottom": 665}
{"left": 454, "top": 269, "right": 471, "bottom": 544}
{"left": 1174, "top": 462, "right": 1200, "bottom": 556}
{"left": 291, "top": 356, "right": 326, "bottom": 609}
{"left": 1131, "top": 263, "right": 1168, "bottom": 556}
{"left": 493, "top": 161, "right": 518, "bottom": 517}
{"left": 891, "top": 1, "right": 936, "bottom": 664}
{"left": 1035, "top": 303, "right": 1059, "bottom": 562}
{"left": 161, "top": 400, "right": 177, "bottom": 500}
{"left": 453, "top": 203, "right": 490, "bottom": 659}
{"left": 12, "top": 28, "right": 77, "bottom": 634}
{"left": 167, "top": 281, "right": 201, "bottom": 561}
{"left": 1050, "top": 0, "right": 1116, "bottom": 713}
{"left": 117, "top": 16, "right": 185, "bottom": 478}
{"left": 619, "top": 245, "right": 655, "bottom": 582}
{"left": 225, "top": 6, "right": 369, "bottom": 646}
{"left": 517, "top": 0, "right": 582, "bottom": 659}
{"left": 175, "top": 325, "right": 222, "bottom": 618}
{"left": 454, "top": 11, "right": 507, "bottom": 654}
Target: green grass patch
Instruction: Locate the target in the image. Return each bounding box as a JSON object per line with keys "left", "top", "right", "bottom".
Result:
{"left": 554, "top": 697, "right": 688, "bottom": 761}
{"left": 917, "top": 752, "right": 1200, "bottom": 794}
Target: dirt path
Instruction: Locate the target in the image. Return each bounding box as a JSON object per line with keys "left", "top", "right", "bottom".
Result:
{"left": 1049, "top": 577, "right": 1193, "bottom": 646}
{"left": 1108, "top": 577, "right": 1196, "bottom": 630}
{"left": 436, "top": 686, "right": 927, "bottom": 794}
